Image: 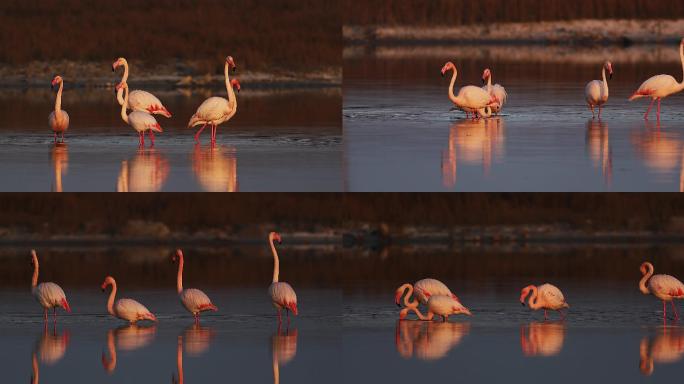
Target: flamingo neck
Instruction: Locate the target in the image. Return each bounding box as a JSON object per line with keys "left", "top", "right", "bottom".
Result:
{"left": 106, "top": 281, "right": 117, "bottom": 316}
{"left": 639, "top": 264, "right": 653, "bottom": 294}
{"left": 601, "top": 67, "right": 609, "bottom": 96}
{"left": 225, "top": 63, "right": 236, "bottom": 106}
{"left": 116, "top": 86, "right": 125, "bottom": 106}
{"left": 54, "top": 81, "right": 63, "bottom": 114}
{"left": 398, "top": 284, "right": 429, "bottom": 319}
{"left": 121, "top": 61, "right": 129, "bottom": 84}
{"left": 271, "top": 237, "right": 279, "bottom": 283}
{"left": 527, "top": 286, "right": 542, "bottom": 309}
{"left": 177, "top": 336, "right": 184, "bottom": 384}
{"left": 120, "top": 87, "right": 129, "bottom": 124}
{"left": 32, "top": 353, "right": 39, "bottom": 384}
{"left": 486, "top": 75, "right": 493, "bottom": 92}
{"left": 103, "top": 330, "right": 116, "bottom": 372}
{"left": 448, "top": 68, "right": 459, "bottom": 105}
{"left": 31, "top": 253, "right": 39, "bottom": 289}
{"left": 680, "top": 41, "right": 684, "bottom": 85}
{"left": 176, "top": 254, "right": 184, "bottom": 293}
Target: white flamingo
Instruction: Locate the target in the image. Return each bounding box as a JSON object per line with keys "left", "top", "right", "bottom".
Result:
{"left": 268, "top": 232, "right": 298, "bottom": 324}
{"left": 48, "top": 75, "right": 69, "bottom": 143}
{"left": 585, "top": 61, "right": 613, "bottom": 119}
{"left": 112, "top": 57, "right": 171, "bottom": 117}
{"left": 173, "top": 249, "right": 218, "bottom": 323}
{"left": 639, "top": 262, "right": 684, "bottom": 322}
{"left": 30, "top": 250, "right": 71, "bottom": 322}
{"left": 101, "top": 276, "right": 157, "bottom": 324}
{"left": 395, "top": 279, "right": 460, "bottom": 307}
{"left": 117, "top": 82, "right": 163, "bottom": 147}
{"left": 188, "top": 56, "right": 239, "bottom": 143}
{"left": 397, "top": 285, "right": 471, "bottom": 321}
{"left": 481, "top": 68, "right": 507, "bottom": 115}
{"left": 629, "top": 38, "right": 684, "bottom": 120}
{"left": 520, "top": 284, "right": 570, "bottom": 320}
{"left": 441, "top": 61, "right": 494, "bottom": 119}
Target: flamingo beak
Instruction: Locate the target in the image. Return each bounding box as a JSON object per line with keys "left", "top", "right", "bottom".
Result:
{"left": 521, "top": 301, "right": 525, "bottom": 306}
{"left": 609, "top": 72, "right": 613, "bottom": 80}
{"left": 482, "top": 78, "right": 486, "bottom": 85}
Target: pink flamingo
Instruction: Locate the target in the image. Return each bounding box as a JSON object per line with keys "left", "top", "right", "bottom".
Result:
{"left": 441, "top": 62, "right": 495, "bottom": 119}
{"left": 481, "top": 68, "right": 508, "bottom": 115}
{"left": 101, "top": 276, "right": 157, "bottom": 324}
{"left": 629, "top": 38, "right": 684, "bottom": 121}
{"left": 585, "top": 61, "right": 613, "bottom": 119}
{"left": 112, "top": 57, "right": 171, "bottom": 117}
{"left": 188, "top": 56, "right": 239, "bottom": 144}
{"left": 520, "top": 284, "right": 570, "bottom": 320}
{"left": 117, "top": 82, "right": 163, "bottom": 147}
{"left": 268, "top": 232, "right": 298, "bottom": 324}
{"left": 394, "top": 279, "right": 460, "bottom": 307}
{"left": 639, "top": 262, "right": 684, "bottom": 322}
{"left": 48, "top": 75, "right": 69, "bottom": 143}
{"left": 396, "top": 285, "right": 471, "bottom": 321}
{"left": 30, "top": 250, "right": 71, "bottom": 322}
{"left": 172, "top": 249, "right": 218, "bottom": 323}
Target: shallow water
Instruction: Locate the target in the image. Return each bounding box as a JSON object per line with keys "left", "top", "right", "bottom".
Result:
{"left": 344, "top": 46, "right": 684, "bottom": 191}
{"left": 0, "top": 88, "right": 342, "bottom": 191}
{"left": 2, "top": 244, "right": 684, "bottom": 382}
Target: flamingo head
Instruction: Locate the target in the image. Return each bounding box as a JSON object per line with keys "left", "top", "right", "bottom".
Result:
{"left": 231, "top": 79, "right": 241, "bottom": 93}
{"left": 441, "top": 62, "right": 455, "bottom": 77}
{"left": 519, "top": 285, "right": 534, "bottom": 306}
{"left": 454, "top": 305, "right": 472, "bottom": 316}
{"left": 226, "top": 56, "right": 237, "bottom": 72}
{"left": 605, "top": 61, "right": 613, "bottom": 80}
{"left": 640, "top": 262, "right": 653, "bottom": 276}
{"left": 51, "top": 75, "right": 63, "bottom": 89}
{"left": 481, "top": 68, "right": 491, "bottom": 84}
{"left": 112, "top": 57, "right": 126, "bottom": 72}
{"left": 172, "top": 249, "right": 183, "bottom": 263}
{"left": 101, "top": 276, "right": 115, "bottom": 292}
{"left": 270, "top": 231, "right": 282, "bottom": 244}
{"left": 394, "top": 286, "right": 407, "bottom": 306}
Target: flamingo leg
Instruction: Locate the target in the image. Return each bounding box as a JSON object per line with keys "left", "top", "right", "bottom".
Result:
{"left": 44, "top": 308, "right": 48, "bottom": 322}
{"left": 212, "top": 125, "right": 217, "bottom": 142}
{"left": 544, "top": 310, "right": 548, "bottom": 321}
{"left": 277, "top": 309, "right": 282, "bottom": 324}
{"left": 194, "top": 123, "right": 208, "bottom": 143}
{"left": 53, "top": 133, "right": 57, "bottom": 143}
{"left": 149, "top": 130, "right": 155, "bottom": 147}
{"left": 53, "top": 307, "right": 57, "bottom": 323}
{"left": 589, "top": 104, "right": 595, "bottom": 119}
{"left": 644, "top": 98, "right": 655, "bottom": 120}
{"left": 663, "top": 300, "right": 668, "bottom": 323}
{"left": 671, "top": 301, "right": 680, "bottom": 321}
{"left": 598, "top": 105, "right": 602, "bottom": 120}
{"left": 657, "top": 98, "right": 662, "bottom": 121}
{"left": 286, "top": 309, "right": 291, "bottom": 327}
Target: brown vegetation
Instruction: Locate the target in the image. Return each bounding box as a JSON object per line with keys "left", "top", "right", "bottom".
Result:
{"left": 344, "top": 0, "right": 684, "bottom": 26}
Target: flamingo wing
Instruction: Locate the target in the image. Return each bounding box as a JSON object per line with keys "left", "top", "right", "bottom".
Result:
{"left": 269, "top": 282, "right": 298, "bottom": 315}
{"left": 129, "top": 90, "right": 171, "bottom": 117}
{"left": 115, "top": 298, "right": 156, "bottom": 322}
{"left": 631, "top": 75, "right": 679, "bottom": 99}
{"left": 415, "top": 278, "right": 456, "bottom": 304}
{"left": 585, "top": 80, "right": 602, "bottom": 104}
{"left": 48, "top": 110, "right": 70, "bottom": 132}
{"left": 539, "top": 284, "right": 566, "bottom": 308}
{"left": 180, "top": 288, "right": 217, "bottom": 313}
{"left": 128, "top": 111, "right": 162, "bottom": 133}
{"left": 35, "top": 282, "right": 69, "bottom": 310}
{"left": 458, "top": 86, "right": 492, "bottom": 109}
{"left": 492, "top": 84, "right": 507, "bottom": 105}
{"left": 189, "top": 97, "right": 231, "bottom": 126}
{"left": 649, "top": 274, "right": 684, "bottom": 299}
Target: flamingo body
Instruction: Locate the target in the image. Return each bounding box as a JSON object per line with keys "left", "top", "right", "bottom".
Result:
{"left": 425, "top": 295, "right": 471, "bottom": 321}
{"left": 31, "top": 250, "right": 70, "bottom": 319}
{"left": 102, "top": 276, "right": 156, "bottom": 324}
{"left": 412, "top": 278, "right": 459, "bottom": 304}
{"left": 113, "top": 57, "right": 171, "bottom": 118}
{"left": 48, "top": 111, "right": 69, "bottom": 134}
{"left": 269, "top": 281, "right": 298, "bottom": 314}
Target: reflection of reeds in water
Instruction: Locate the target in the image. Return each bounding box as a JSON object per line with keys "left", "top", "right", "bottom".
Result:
{"left": 585, "top": 120, "right": 612, "bottom": 188}
{"left": 102, "top": 324, "right": 156, "bottom": 374}
{"left": 117, "top": 149, "right": 169, "bottom": 192}
{"left": 395, "top": 320, "right": 469, "bottom": 360}
{"left": 50, "top": 143, "right": 68, "bottom": 192}
{"left": 272, "top": 329, "right": 298, "bottom": 384}
{"left": 520, "top": 322, "right": 565, "bottom": 357}
{"left": 441, "top": 117, "right": 505, "bottom": 188}
{"left": 192, "top": 145, "right": 238, "bottom": 192}
{"left": 640, "top": 327, "right": 684, "bottom": 376}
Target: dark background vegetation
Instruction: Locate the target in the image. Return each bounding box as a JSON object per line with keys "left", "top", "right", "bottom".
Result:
{"left": 0, "top": 0, "right": 340, "bottom": 72}
{"left": 344, "top": 0, "right": 684, "bottom": 26}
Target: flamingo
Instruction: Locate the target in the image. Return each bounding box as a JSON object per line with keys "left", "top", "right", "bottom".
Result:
{"left": 520, "top": 284, "right": 570, "bottom": 320}
{"left": 268, "top": 232, "right": 298, "bottom": 324}
{"left": 48, "top": 75, "right": 69, "bottom": 143}
{"left": 585, "top": 61, "right": 613, "bottom": 119}
{"left": 481, "top": 68, "right": 507, "bottom": 115}
{"left": 394, "top": 279, "right": 460, "bottom": 308}
{"left": 639, "top": 262, "right": 684, "bottom": 322}
{"left": 629, "top": 38, "right": 684, "bottom": 121}
{"left": 101, "top": 276, "right": 157, "bottom": 324}
{"left": 112, "top": 57, "right": 171, "bottom": 117}
{"left": 30, "top": 250, "right": 71, "bottom": 322}
{"left": 117, "top": 82, "right": 163, "bottom": 147}
{"left": 172, "top": 249, "right": 218, "bottom": 323}
{"left": 441, "top": 61, "right": 495, "bottom": 119}
{"left": 188, "top": 56, "right": 239, "bottom": 144}
{"left": 397, "top": 285, "right": 471, "bottom": 321}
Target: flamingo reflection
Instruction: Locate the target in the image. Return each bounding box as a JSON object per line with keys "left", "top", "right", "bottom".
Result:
{"left": 191, "top": 144, "right": 238, "bottom": 192}
{"left": 116, "top": 148, "right": 169, "bottom": 192}
{"left": 520, "top": 322, "right": 565, "bottom": 357}
{"left": 640, "top": 327, "right": 684, "bottom": 375}
{"left": 102, "top": 324, "right": 157, "bottom": 374}
{"left": 632, "top": 122, "right": 684, "bottom": 190}
{"left": 272, "top": 328, "right": 298, "bottom": 384}
{"left": 585, "top": 120, "right": 612, "bottom": 187}
{"left": 395, "top": 320, "right": 470, "bottom": 360}
{"left": 50, "top": 143, "right": 68, "bottom": 192}
{"left": 183, "top": 324, "right": 214, "bottom": 357}
{"left": 31, "top": 325, "right": 70, "bottom": 383}
{"left": 441, "top": 117, "right": 505, "bottom": 188}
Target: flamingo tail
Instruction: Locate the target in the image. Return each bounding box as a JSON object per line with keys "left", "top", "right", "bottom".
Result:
{"left": 61, "top": 298, "right": 71, "bottom": 312}
{"left": 198, "top": 303, "right": 218, "bottom": 312}
{"left": 287, "top": 302, "right": 298, "bottom": 316}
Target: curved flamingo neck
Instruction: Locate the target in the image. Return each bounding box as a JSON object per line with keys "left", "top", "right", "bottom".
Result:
{"left": 527, "top": 286, "right": 542, "bottom": 309}
{"left": 398, "top": 284, "right": 428, "bottom": 319}
{"left": 601, "top": 67, "right": 609, "bottom": 95}
{"left": 120, "top": 87, "right": 129, "bottom": 124}
{"left": 176, "top": 253, "right": 184, "bottom": 293}
{"left": 486, "top": 74, "right": 493, "bottom": 92}
{"left": 447, "top": 68, "right": 459, "bottom": 105}
{"left": 106, "top": 281, "right": 117, "bottom": 316}
{"left": 54, "top": 81, "right": 63, "bottom": 114}
{"left": 680, "top": 41, "right": 684, "bottom": 85}
{"left": 225, "top": 62, "right": 236, "bottom": 106}
{"left": 640, "top": 263, "right": 654, "bottom": 294}
{"left": 116, "top": 87, "right": 125, "bottom": 106}
{"left": 121, "top": 60, "right": 130, "bottom": 84}
{"left": 31, "top": 251, "right": 39, "bottom": 289}
{"left": 270, "top": 236, "right": 279, "bottom": 283}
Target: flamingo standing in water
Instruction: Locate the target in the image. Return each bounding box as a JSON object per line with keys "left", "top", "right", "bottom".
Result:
{"left": 629, "top": 38, "right": 684, "bottom": 120}
{"left": 172, "top": 249, "right": 218, "bottom": 323}
{"left": 112, "top": 57, "right": 171, "bottom": 117}
{"left": 101, "top": 276, "right": 157, "bottom": 324}
{"left": 585, "top": 61, "right": 613, "bottom": 119}
{"left": 30, "top": 250, "right": 71, "bottom": 322}
{"left": 48, "top": 76, "right": 69, "bottom": 143}
{"left": 481, "top": 68, "right": 507, "bottom": 115}
{"left": 188, "top": 56, "right": 239, "bottom": 144}
{"left": 395, "top": 279, "right": 460, "bottom": 308}
{"left": 117, "top": 82, "right": 163, "bottom": 147}
{"left": 520, "top": 284, "right": 570, "bottom": 320}
{"left": 397, "top": 285, "right": 471, "bottom": 321}
{"left": 639, "top": 262, "right": 684, "bottom": 322}
{"left": 441, "top": 62, "right": 495, "bottom": 119}
{"left": 268, "top": 232, "right": 298, "bottom": 324}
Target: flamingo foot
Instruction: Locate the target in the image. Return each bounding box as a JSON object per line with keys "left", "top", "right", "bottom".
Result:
{"left": 671, "top": 301, "right": 680, "bottom": 321}
{"left": 195, "top": 123, "right": 207, "bottom": 143}
{"left": 657, "top": 98, "right": 662, "bottom": 121}
{"left": 544, "top": 310, "right": 548, "bottom": 321}
{"left": 645, "top": 99, "right": 655, "bottom": 121}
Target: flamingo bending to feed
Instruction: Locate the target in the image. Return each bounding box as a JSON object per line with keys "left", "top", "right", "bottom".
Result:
{"left": 441, "top": 61, "right": 495, "bottom": 119}
{"left": 396, "top": 284, "right": 471, "bottom": 321}
{"left": 520, "top": 284, "right": 570, "bottom": 320}
{"left": 117, "top": 82, "right": 163, "bottom": 147}
{"left": 112, "top": 57, "right": 171, "bottom": 117}
{"left": 629, "top": 38, "right": 684, "bottom": 120}
{"left": 585, "top": 61, "right": 613, "bottom": 119}
{"left": 394, "top": 279, "right": 460, "bottom": 308}
{"left": 101, "top": 276, "right": 157, "bottom": 324}
{"left": 268, "top": 232, "right": 298, "bottom": 324}
{"left": 481, "top": 68, "right": 507, "bottom": 115}
{"left": 48, "top": 76, "right": 69, "bottom": 143}
{"left": 639, "top": 262, "right": 684, "bottom": 322}
{"left": 173, "top": 249, "right": 218, "bottom": 323}
{"left": 31, "top": 250, "right": 71, "bottom": 322}
{"left": 188, "top": 56, "right": 238, "bottom": 144}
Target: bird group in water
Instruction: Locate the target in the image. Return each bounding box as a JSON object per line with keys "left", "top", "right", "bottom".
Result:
{"left": 49, "top": 55, "right": 240, "bottom": 146}
{"left": 443, "top": 38, "right": 684, "bottom": 121}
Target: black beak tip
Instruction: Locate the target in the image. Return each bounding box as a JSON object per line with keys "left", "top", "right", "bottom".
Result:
{"left": 101, "top": 288, "right": 105, "bottom": 292}
{"left": 396, "top": 303, "right": 401, "bottom": 307}
{"left": 521, "top": 302, "right": 525, "bottom": 306}
{"left": 232, "top": 67, "right": 237, "bottom": 73}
